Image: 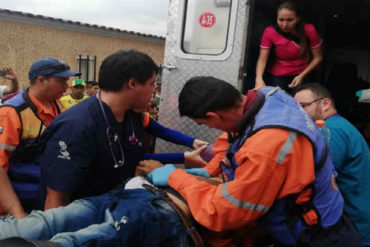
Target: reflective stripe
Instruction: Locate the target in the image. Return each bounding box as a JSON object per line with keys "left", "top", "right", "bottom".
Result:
{"left": 276, "top": 131, "right": 297, "bottom": 164}
{"left": 221, "top": 183, "right": 270, "bottom": 212}
{"left": 265, "top": 87, "right": 279, "bottom": 98}
{"left": 0, "top": 143, "right": 16, "bottom": 151}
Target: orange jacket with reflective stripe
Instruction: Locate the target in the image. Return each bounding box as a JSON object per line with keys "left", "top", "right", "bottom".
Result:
{"left": 0, "top": 90, "right": 62, "bottom": 210}
{"left": 168, "top": 128, "right": 315, "bottom": 232}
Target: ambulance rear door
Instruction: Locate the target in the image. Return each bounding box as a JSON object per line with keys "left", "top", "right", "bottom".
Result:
{"left": 156, "top": 0, "right": 251, "bottom": 153}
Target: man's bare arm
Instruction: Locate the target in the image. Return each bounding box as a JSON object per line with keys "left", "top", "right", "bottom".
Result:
{"left": 0, "top": 166, "right": 26, "bottom": 218}
{"left": 44, "top": 187, "right": 71, "bottom": 210}
{"left": 136, "top": 160, "right": 164, "bottom": 176}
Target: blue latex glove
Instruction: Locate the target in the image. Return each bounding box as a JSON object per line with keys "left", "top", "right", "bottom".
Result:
{"left": 185, "top": 168, "right": 211, "bottom": 178}
{"left": 147, "top": 164, "right": 176, "bottom": 187}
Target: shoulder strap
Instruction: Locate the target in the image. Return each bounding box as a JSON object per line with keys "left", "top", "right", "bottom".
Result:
{"left": 22, "top": 88, "right": 39, "bottom": 118}
{"left": 22, "top": 88, "right": 61, "bottom": 118}
{"left": 315, "top": 145, "right": 329, "bottom": 173}
{"left": 21, "top": 89, "right": 45, "bottom": 140}
{"left": 53, "top": 100, "right": 61, "bottom": 114}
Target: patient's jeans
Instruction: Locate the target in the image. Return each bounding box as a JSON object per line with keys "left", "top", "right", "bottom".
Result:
{"left": 0, "top": 189, "right": 188, "bottom": 247}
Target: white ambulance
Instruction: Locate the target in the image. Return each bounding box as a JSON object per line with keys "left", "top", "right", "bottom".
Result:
{"left": 156, "top": 0, "right": 370, "bottom": 153}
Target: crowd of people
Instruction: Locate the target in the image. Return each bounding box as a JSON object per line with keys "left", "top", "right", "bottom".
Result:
{"left": 0, "top": 1, "right": 368, "bottom": 247}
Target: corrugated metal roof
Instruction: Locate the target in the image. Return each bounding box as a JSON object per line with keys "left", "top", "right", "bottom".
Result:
{"left": 0, "top": 8, "right": 165, "bottom": 40}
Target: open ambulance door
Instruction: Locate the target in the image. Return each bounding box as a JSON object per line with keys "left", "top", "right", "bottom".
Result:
{"left": 156, "top": 0, "right": 250, "bottom": 153}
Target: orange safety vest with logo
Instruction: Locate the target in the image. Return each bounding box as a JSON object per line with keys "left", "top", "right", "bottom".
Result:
{"left": 1, "top": 90, "right": 61, "bottom": 203}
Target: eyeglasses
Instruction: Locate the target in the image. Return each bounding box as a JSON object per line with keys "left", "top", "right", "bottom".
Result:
{"left": 299, "top": 98, "right": 324, "bottom": 108}
{"left": 106, "top": 127, "right": 125, "bottom": 168}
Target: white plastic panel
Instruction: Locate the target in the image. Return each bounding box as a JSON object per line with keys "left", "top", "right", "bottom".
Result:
{"left": 156, "top": 0, "right": 250, "bottom": 153}
{"left": 182, "top": 0, "right": 231, "bottom": 55}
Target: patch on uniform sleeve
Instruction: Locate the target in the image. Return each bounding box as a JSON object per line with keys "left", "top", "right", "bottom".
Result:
{"left": 57, "top": 140, "right": 71, "bottom": 160}
{"left": 0, "top": 126, "right": 3, "bottom": 134}
{"left": 331, "top": 174, "right": 339, "bottom": 192}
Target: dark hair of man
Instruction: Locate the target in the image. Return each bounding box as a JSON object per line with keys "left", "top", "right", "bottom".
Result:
{"left": 278, "top": 0, "right": 311, "bottom": 62}
{"left": 98, "top": 50, "right": 159, "bottom": 92}
{"left": 148, "top": 102, "right": 158, "bottom": 111}
{"left": 296, "top": 83, "right": 336, "bottom": 107}
{"left": 178, "top": 76, "right": 242, "bottom": 119}
{"left": 86, "top": 81, "right": 98, "bottom": 88}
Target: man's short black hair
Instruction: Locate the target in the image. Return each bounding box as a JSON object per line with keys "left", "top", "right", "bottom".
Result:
{"left": 148, "top": 102, "right": 158, "bottom": 110}
{"left": 296, "top": 83, "right": 336, "bottom": 108}
{"left": 178, "top": 76, "right": 242, "bottom": 119}
{"left": 98, "top": 50, "right": 159, "bottom": 92}
{"left": 86, "top": 81, "right": 98, "bottom": 88}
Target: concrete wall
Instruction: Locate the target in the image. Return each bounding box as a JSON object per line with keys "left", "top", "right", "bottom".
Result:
{"left": 0, "top": 19, "right": 165, "bottom": 87}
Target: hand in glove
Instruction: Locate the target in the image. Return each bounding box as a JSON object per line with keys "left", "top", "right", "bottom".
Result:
{"left": 147, "top": 164, "right": 176, "bottom": 187}
{"left": 185, "top": 168, "right": 211, "bottom": 178}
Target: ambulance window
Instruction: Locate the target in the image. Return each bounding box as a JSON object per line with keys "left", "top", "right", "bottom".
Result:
{"left": 182, "top": 0, "right": 231, "bottom": 55}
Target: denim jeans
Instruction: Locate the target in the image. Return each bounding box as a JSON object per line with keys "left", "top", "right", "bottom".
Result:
{"left": 0, "top": 189, "right": 189, "bottom": 247}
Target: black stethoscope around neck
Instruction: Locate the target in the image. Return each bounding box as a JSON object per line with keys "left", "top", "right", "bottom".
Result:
{"left": 97, "top": 90, "right": 125, "bottom": 168}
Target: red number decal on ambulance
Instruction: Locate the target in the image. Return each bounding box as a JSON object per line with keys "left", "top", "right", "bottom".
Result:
{"left": 199, "top": 12, "right": 216, "bottom": 28}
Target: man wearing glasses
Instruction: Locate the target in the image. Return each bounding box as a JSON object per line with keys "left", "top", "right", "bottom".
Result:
{"left": 294, "top": 83, "right": 370, "bottom": 247}
{"left": 38, "top": 50, "right": 159, "bottom": 211}
{"left": 0, "top": 58, "right": 80, "bottom": 218}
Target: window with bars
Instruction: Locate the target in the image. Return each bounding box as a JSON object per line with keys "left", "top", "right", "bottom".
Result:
{"left": 77, "top": 55, "right": 96, "bottom": 81}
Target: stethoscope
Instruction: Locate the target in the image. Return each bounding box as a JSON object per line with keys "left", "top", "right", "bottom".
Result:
{"left": 97, "top": 90, "right": 125, "bottom": 168}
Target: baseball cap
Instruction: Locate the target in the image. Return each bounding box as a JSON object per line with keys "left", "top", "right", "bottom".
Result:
{"left": 71, "top": 79, "right": 86, "bottom": 87}
{"left": 28, "top": 58, "right": 81, "bottom": 81}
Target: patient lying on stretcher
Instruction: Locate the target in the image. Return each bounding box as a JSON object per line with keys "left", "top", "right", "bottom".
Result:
{"left": 0, "top": 134, "right": 263, "bottom": 247}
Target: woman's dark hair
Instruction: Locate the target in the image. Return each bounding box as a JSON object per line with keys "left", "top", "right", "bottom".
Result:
{"left": 278, "top": 0, "right": 311, "bottom": 62}
{"left": 98, "top": 50, "right": 158, "bottom": 92}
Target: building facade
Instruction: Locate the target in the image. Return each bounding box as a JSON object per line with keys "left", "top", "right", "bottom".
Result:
{"left": 0, "top": 9, "right": 165, "bottom": 87}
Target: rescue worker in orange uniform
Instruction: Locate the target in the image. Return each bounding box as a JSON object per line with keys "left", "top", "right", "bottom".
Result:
{"left": 0, "top": 58, "right": 80, "bottom": 218}
{"left": 139, "top": 76, "right": 362, "bottom": 247}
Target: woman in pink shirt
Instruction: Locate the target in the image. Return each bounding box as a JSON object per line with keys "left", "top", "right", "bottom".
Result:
{"left": 255, "top": 0, "right": 323, "bottom": 95}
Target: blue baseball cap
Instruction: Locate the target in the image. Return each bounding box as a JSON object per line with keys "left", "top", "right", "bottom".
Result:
{"left": 28, "top": 58, "right": 81, "bottom": 81}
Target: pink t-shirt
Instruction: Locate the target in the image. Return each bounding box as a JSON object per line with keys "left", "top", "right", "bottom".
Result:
{"left": 260, "top": 23, "right": 322, "bottom": 76}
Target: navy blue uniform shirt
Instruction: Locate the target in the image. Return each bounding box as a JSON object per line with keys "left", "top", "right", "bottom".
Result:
{"left": 39, "top": 95, "right": 145, "bottom": 201}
